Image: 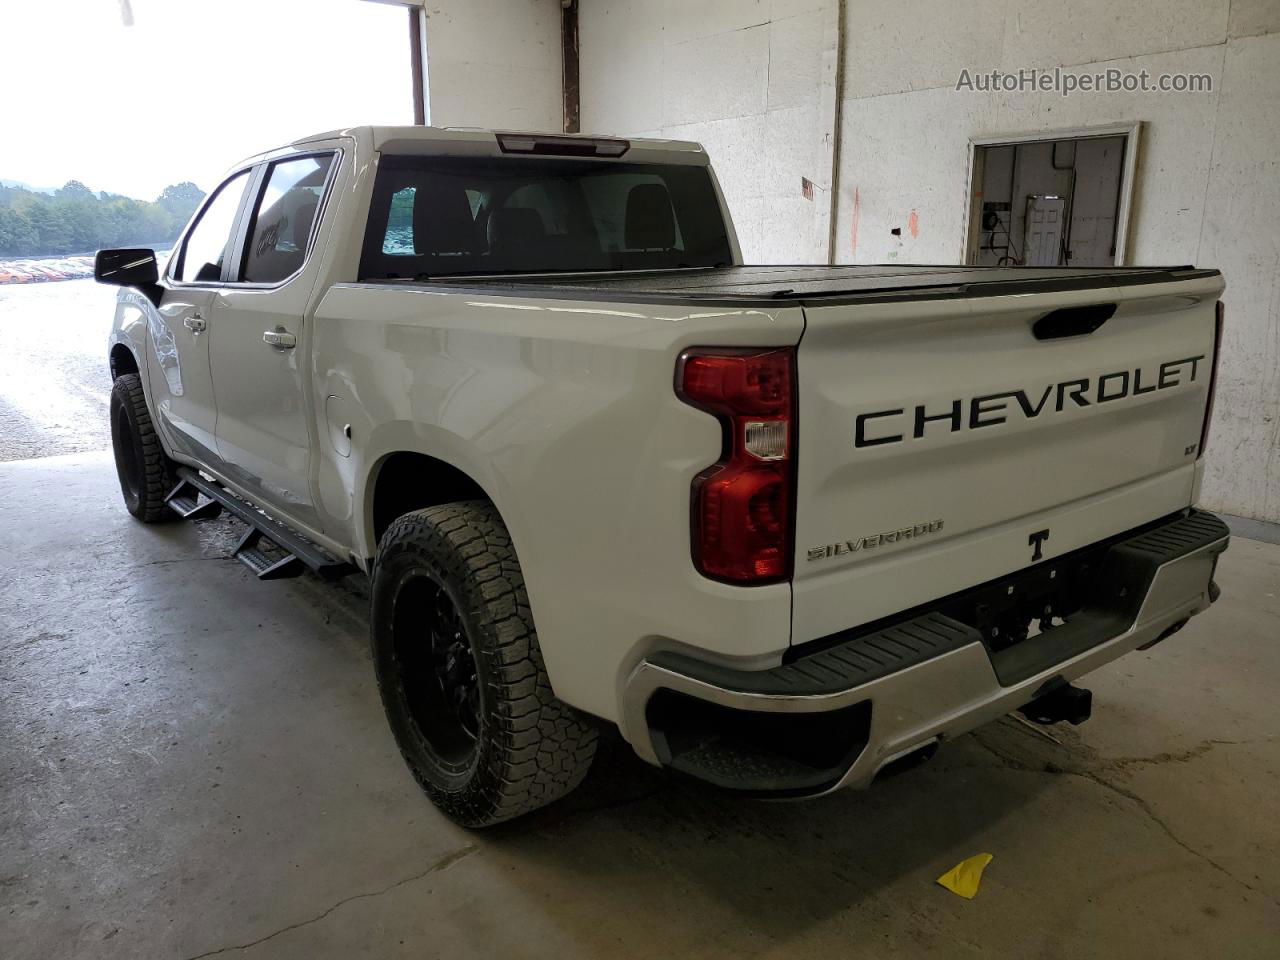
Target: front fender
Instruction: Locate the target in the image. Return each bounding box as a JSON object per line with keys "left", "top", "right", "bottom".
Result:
{"left": 107, "top": 288, "right": 152, "bottom": 381}
{"left": 107, "top": 288, "right": 165, "bottom": 430}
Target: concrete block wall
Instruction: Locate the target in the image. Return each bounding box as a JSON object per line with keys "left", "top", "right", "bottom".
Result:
{"left": 424, "top": 0, "right": 562, "bottom": 130}
{"left": 579, "top": 0, "right": 841, "bottom": 263}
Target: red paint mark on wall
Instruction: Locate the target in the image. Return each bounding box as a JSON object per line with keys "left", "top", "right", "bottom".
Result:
{"left": 908, "top": 209, "right": 920, "bottom": 239}
{"left": 851, "top": 187, "right": 861, "bottom": 258}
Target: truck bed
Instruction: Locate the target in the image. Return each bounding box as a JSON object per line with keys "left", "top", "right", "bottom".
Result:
{"left": 421, "top": 264, "right": 1220, "bottom": 306}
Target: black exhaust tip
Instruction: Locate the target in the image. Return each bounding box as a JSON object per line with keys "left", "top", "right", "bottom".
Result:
{"left": 1139, "top": 617, "right": 1191, "bottom": 651}
{"left": 873, "top": 740, "right": 939, "bottom": 782}
{"left": 1018, "top": 680, "right": 1092, "bottom": 726}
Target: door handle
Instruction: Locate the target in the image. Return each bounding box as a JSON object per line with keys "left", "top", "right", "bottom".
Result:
{"left": 263, "top": 329, "right": 297, "bottom": 349}
{"left": 184, "top": 315, "right": 206, "bottom": 333}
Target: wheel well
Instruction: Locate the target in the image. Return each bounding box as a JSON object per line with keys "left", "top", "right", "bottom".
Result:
{"left": 110, "top": 345, "right": 139, "bottom": 380}
{"left": 371, "top": 452, "right": 488, "bottom": 547}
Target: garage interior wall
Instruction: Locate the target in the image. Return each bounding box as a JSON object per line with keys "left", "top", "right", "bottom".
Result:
{"left": 422, "top": 0, "right": 562, "bottom": 129}
{"left": 576, "top": 0, "right": 1280, "bottom": 525}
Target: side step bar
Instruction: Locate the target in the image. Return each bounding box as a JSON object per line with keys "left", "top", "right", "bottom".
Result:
{"left": 165, "top": 467, "right": 355, "bottom": 581}
{"left": 233, "top": 526, "right": 306, "bottom": 581}
{"left": 165, "top": 477, "right": 224, "bottom": 520}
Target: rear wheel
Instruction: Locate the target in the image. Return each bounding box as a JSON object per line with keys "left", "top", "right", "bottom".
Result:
{"left": 371, "top": 501, "right": 598, "bottom": 827}
{"left": 109, "top": 373, "right": 177, "bottom": 523}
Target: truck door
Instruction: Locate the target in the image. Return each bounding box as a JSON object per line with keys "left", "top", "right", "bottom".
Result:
{"left": 148, "top": 169, "right": 255, "bottom": 465}
{"left": 206, "top": 152, "right": 338, "bottom": 534}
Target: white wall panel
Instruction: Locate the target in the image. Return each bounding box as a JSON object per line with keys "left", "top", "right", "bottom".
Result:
{"left": 767, "top": 9, "right": 829, "bottom": 109}
{"left": 425, "top": 0, "right": 561, "bottom": 130}
{"left": 834, "top": 86, "right": 998, "bottom": 262}
{"left": 662, "top": 0, "right": 770, "bottom": 43}
{"left": 578, "top": 2, "right": 665, "bottom": 133}
{"left": 999, "top": 0, "right": 1229, "bottom": 72}
{"left": 1196, "top": 33, "right": 1280, "bottom": 520}
{"left": 842, "top": 0, "right": 1006, "bottom": 99}
{"left": 581, "top": 0, "right": 839, "bottom": 263}
{"left": 1229, "top": 0, "right": 1280, "bottom": 38}
{"left": 662, "top": 25, "right": 771, "bottom": 126}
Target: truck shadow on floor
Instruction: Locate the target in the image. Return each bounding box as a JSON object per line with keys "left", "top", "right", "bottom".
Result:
{"left": 488, "top": 711, "right": 1090, "bottom": 942}
{"left": 483, "top": 708, "right": 1079, "bottom": 940}
{"left": 210, "top": 515, "right": 1092, "bottom": 937}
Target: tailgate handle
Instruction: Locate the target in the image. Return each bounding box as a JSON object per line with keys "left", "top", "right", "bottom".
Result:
{"left": 1032, "top": 303, "right": 1116, "bottom": 340}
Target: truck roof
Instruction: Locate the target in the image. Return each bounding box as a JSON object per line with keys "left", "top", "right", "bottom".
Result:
{"left": 285, "top": 124, "right": 706, "bottom": 160}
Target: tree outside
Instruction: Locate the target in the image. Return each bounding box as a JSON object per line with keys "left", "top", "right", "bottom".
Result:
{"left": 0, "top": 180, "right": 206, "bottom": 258}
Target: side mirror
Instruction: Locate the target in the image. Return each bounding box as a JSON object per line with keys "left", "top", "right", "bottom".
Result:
{"left": 95, "top": 248, "right": 159, "bottom": 287}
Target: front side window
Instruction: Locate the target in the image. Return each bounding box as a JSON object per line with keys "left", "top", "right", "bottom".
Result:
{"left": 175, "top": 170, "right": 251, "bottom": 283}
{"left": 359, "top": 156, "right": 732, "bottom": 280}
{"left": 242, "top": 154, "right": 336, "bottom": 283}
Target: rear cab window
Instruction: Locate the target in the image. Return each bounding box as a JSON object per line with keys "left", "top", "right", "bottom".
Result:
{"left": 359, "top": 155, "right": 732, "bottom": 280}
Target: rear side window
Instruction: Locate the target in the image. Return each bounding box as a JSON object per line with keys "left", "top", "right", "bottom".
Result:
{"left": 359, "top": 156, "right": 732, "bottom": 279}
{"left": 175, "top": 170, "right": 251, "bottom": 283}
{"left": 383, "top": 187, "right": 417, "bottom": 254}
{"left": 242, "top": 154, "right": 335, "bottom": 283}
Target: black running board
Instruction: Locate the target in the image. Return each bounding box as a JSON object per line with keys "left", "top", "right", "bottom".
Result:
{"left": 165, "top": 467, "right": 355, "bottom": 581}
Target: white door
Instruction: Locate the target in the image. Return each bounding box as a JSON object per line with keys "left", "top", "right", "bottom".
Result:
{"left": 207, "top": 152, "right": 338, "bottom": 533}
{"left": 1024, "top": 195, "right": 1067, "bottom": 267}
{"left": 148, "top": 169, "right": 254, "bottom": 465}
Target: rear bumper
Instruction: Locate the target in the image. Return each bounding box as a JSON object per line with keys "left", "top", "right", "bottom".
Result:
{"left": 620, "top": 510, "right": 1229, "bottom": 795}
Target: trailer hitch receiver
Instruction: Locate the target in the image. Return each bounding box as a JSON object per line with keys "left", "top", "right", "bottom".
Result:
{"left": 1018, "top": 679, "right": 1093, "bottom": 726}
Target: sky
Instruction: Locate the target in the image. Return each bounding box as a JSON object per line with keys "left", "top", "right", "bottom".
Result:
{"left": 1, "top": 0, "right": 414, "bottom": 200}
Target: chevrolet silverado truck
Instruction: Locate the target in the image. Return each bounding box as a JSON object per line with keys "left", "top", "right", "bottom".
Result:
{"left": 96, "top": 125, "right": 1229, "bottom": 827}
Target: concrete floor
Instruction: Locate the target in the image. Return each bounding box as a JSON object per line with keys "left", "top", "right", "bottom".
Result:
{"left": 2, "top": 453, "right": 1278, "bottom": 959}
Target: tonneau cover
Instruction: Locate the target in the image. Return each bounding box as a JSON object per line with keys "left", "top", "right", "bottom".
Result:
{"left": 419, "top": 264, "right": 1220, "bottom": 305}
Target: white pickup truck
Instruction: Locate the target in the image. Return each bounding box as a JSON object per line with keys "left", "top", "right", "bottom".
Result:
{"left": 97, "top": 125, "right": 1229, "bottom": 826}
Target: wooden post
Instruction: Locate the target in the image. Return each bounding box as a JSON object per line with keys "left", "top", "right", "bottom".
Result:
{"left": 409, "top": 6, "right": 426, "bottom": 125}
{"left": 561, "top": 0, "right": 580, "bottom": 133}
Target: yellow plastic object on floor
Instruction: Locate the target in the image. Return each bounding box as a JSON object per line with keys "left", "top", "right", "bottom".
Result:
{"left": 936, "top": 853, "right": 994, "bottom": 899}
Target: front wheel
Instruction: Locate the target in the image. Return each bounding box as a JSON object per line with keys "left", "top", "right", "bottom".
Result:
{"left": 371, "top": 501, "right": 598, "bottom": 827}
{"left": 109, "top": 373, "right": 177, "bottom": 523}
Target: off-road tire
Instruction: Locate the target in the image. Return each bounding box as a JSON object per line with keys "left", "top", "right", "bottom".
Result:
{"left": 110, "top": 373, "right": 177, "bottom": 523}
{"left": 371, "top": 501, "right": 598, "bottom": 827}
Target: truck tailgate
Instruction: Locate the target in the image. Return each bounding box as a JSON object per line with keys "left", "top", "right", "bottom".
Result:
{"left": 791, "top": 275, "right": 1223, "bottom": 645}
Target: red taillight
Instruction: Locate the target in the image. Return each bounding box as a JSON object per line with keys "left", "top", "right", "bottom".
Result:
{"left": 1198, "top": 301, "right": 1224, "bottom": 459}
{"left": 676, "top": 348, "right": 796, "bottom": 584}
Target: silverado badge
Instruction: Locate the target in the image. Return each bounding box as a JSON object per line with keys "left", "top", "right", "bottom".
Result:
{"left": 808, "top": 519, "right": 945, "bottom": 562}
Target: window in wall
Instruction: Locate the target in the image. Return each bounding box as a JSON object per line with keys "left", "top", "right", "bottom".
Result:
{"left": 175, "top": 170, "right": 252, "bottom": 283}
{"left": 967, "top": 129, "right": 1136, "bottom": 267}
{"left": 242, "top": 154, "right": 336, "bottom": 283}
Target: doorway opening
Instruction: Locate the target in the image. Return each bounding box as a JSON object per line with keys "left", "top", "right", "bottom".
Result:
{"left": 965, "top": 125, "right": 1140, "bottom": 267}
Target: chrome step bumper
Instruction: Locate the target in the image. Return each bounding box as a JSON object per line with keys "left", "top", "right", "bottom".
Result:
{"left": 621, "top": 511, "right": 1229, "bottom": 795}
